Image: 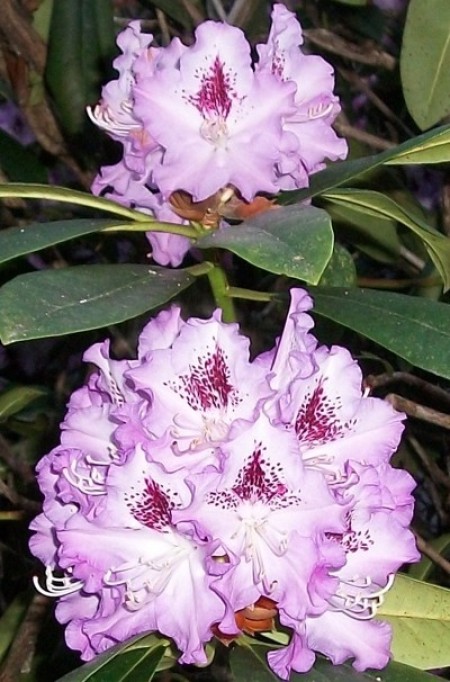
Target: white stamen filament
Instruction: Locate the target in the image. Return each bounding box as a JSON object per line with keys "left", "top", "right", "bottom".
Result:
{"left": 235, "top": 505, "right": 288, "bottom": 593}
{"left": 33, "top": 566, "right": 84, "bottom": 598}
{"left": 302, "top": 452, "right": 334, "bottom": 471}
{"left": 62, "top": 459, "right": 106, "bottom": 496}
{"left": 329, "top": 574, "right": 395, "bottom": 620}
{"left": 104, "top": 544, "right": 190, "bottom": 610}
{"left": 289, "top": 101, "right": 335, "bottom": 126}
{"left": 200, "top": 116, "right": 229, "bottom": 147}
{"left": 170, "top": 411, "right": 229, "bottom": 451}
{"left": 87, "top": 102, "right": 141, "bottom": 138}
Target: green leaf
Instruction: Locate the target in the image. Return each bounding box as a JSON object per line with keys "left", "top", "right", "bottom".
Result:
{"left": 401, "top": 0, "right": 450, "bottom": 130}
{"left": 280, "top": 125, "right": 450, "bottom": 204}
{"left": 378, "top": 574, "right": 450, "bottom": 670}
{"left": 56, "top": 636, "right": 169, "bottom": 682}
{"left": 319, "top": 243, "right": 357, "bottom": 287}
{"left": 0, "top": 265, "right": 194, "bottom": 343}
{"left": 0, "top": 386, "right": 46, "bottom": 420}
{"left": 322, "top": 189, "right": 450, "bottom": 289}
{"left": 0, "top": 219, "right": 126, "bottom": 265}
{"left": 409, "top": 534, "right": 450, "bottom": 580}
{"left": 46, "top": 0, "right": 115, "bottom": 135}
{"left": 0, "top": 593, "right": 28, "bottom": 664}
{"left": 310, "top": 287, "right": 450, "bottom": 380}
{"left": 0, "top": 131, "right": 47, "bottom": 183}
{"left": 230, "top": 640, "right": 440, "bottom": 682}
{"left": 197, "top": 205, "right": 334, "bottom": 285}
{"left": 144, "top": 0, "right": 195, "bottom": 29}
{"left": 324, "top": 198, "right": 401, "bottom": 263}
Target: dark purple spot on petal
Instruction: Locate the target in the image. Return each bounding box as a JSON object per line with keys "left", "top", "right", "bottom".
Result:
{"left": 190, "top": 56, "right": 235, "bottom": 118}
{"left": 295, "top": 380, "right": 351, "bottom": 444}
{"left": 169, "top": 345, "right": 239, "bottom": 411}
{"left": 126, "top": 477, "right": 175, "bottom": 530}
{"left": 326, "top": 516, "right": 373, "bottom": 554}
{"left": 207, "top": 446, "right": 301, "bottom": 510}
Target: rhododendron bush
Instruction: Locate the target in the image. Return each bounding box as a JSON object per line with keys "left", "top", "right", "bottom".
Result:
{"left": 0, "top": 2, "right": 450, "bottom": 682}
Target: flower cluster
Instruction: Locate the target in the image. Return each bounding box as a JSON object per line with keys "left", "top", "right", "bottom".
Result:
{"left": 89, "top": 4, "right": 347, "bottom": 266}
{"left": 29, "top": 289, "right": 418, "bottom": 680}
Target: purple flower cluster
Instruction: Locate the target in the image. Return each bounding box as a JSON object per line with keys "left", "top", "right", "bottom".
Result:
{"left": 89, "top": 4, "right": 347, "bottom": 266}
{"left": 29, "top": 289, "right": 418, "bottom": 680}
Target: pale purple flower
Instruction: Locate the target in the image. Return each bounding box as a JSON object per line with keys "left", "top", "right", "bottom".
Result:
{"left": 89, "top": 6, "right": 347, "bottom": 265}
{"left": 92, "top": 162, "right": 191, "bottom": 266}
{"left": 133, "top": 21, "right": 296, "bottom": 201}
{"left": 256, "top": 4, "right": 348, "bottom": 190}
{"left": 29, "top": 289, "right": 417, "bottom": 677}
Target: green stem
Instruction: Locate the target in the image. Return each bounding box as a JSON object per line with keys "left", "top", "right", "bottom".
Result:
{"left": 0, "top": 183, "right": 152, "bottom": 222}
{"left": 187, "top": 261, "right": 215, "bottom": 278}
{"left": 226, "top": 286, "right": 276, "bottom": 302}
{"left": 206, "top": 264, "right": 237, "bottom": 323}
{"left": 102, "top": 221, "right": 199, "bottom": 239}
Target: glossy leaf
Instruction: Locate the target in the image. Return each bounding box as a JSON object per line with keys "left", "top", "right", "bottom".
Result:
{"left": 0, "top": 219, "right": 126, "bottom": 265}
{"left": 0, "top": 130, "right": 47, "bottom": 183}
{"left": 46, "top": 0, "right": 116, "bottom": 135}
{"left": 280, "top": 125, "right": 450, "bottom": 204}
{"left": 197, "top": 205, "right": 334, "bottom": 284}
{"left": 379, "top": 574, "right": 450, "bottom": 670}
{"left": 0, "top": 265, "right": 194, "bottom": 343}
{"left": 322, "top": 189, "right": 450, "bottom": 289}
{"left": 310, "top": 287, "right": 450, "bottom": 380}
{"left": 0, "top": 386, "right": 46, "bottom": 421}
{"left": 56, "top": 636, "right": 169, "bottom": 682}
{"left": 230, "top": 640, "right": 440, "bottom": 682}
{"left": 319, "top": 243, "right": 357, "bottom": 287}
{"left": 325, "top": 199, "right": 401, "bottom": 263}
{"left": 401, "top": 0, "right": 450, "bottom": 130}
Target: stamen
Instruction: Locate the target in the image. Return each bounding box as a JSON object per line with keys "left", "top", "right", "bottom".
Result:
{"left": 301, "top": 452, "right": 335, "bottom": 471}
{"left": 33, "top": 566, "right": 84, "bottom": 598}
{"left": 172, "top": 411, "right": 229, "bottom": 446}
{"left": 329, "top": 574, "right": 395, "bottom": 620}
{"left": 104, "top": 545, "right": 190, "bottom": 609}
{"left": 307, "top": 101, "right": 335, "bottom": 120}
{"left": 62, "top": 459, "right": 106, "bottom": 496}
{"left": 290, "top": 101, "right": 335, "bottom": 124}
{"left": 87, "top": 103, "right": 141, "bottom": 138}
{"left": 200, "top": 117, "right": 229, "bottom": 147}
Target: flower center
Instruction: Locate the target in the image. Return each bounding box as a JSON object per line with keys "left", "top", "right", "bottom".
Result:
{"left": 200, "top": 116, "right": 229, "bottom": 147}
{"left": 189, "top": 56, "right": 236, "bottom": 148}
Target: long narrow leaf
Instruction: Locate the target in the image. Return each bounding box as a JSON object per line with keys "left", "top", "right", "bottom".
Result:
{"left": 322, "top": 189, "right": 450, "bottom": 289}
{"left": 280, "top": 125, "right": 450, "bottom": 204}
{"left": 0, "top": 219, "right": 125, "bottom": 265}
{"left": 0, "top": 265, "right": 194, "bottom": 343}
{"left": 310, "top": 287, "right": 450, "bottom": 380}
